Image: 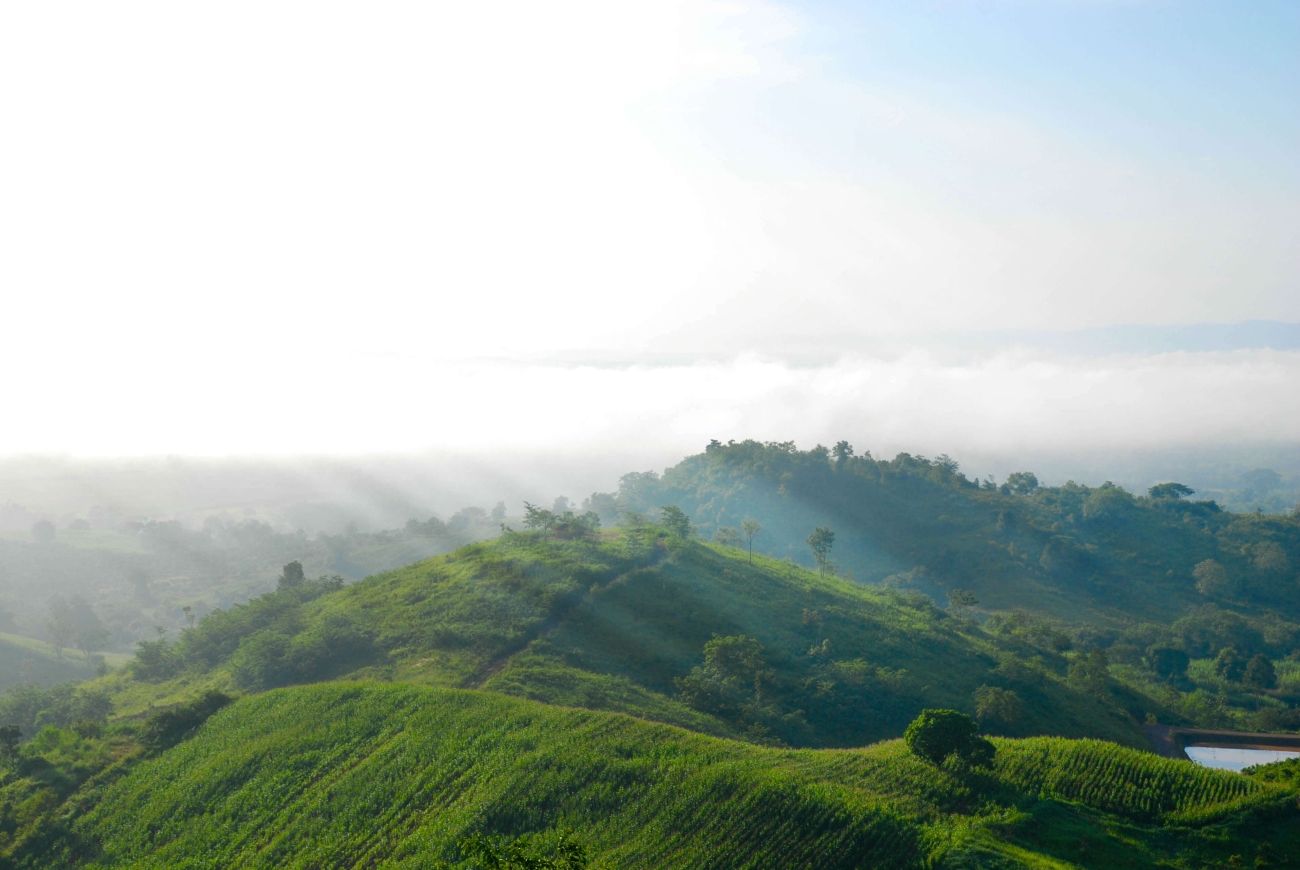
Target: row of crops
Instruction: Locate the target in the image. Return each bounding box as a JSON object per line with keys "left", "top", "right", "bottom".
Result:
{"left": 993, "top": 737, "right": 1266, "bottom": 821}
{"left": 38, "top": 683, "right": 1291, "bottom": 870}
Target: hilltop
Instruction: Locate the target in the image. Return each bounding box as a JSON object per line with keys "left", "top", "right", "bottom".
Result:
{"left": 598, "top": 440, "right": 1300, "bottom": 628}
{"left": 94, "top": 526, "right": 1154, "bottom": 749}
{"left": 5, "top": 683, "right": 1297, "bottom": 869}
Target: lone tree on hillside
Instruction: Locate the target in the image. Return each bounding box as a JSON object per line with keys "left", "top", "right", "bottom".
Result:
{"left": 947, "top": 589, "right": 978, "bottom": 621}
{"left": 659, "top": 505, "right": 692, "bottom": 538}
{"left": 522, "top": 502, "right": 557, "bottom": 540}
{"left": 806, "top": 526, "right": 835, "bottom": 577}
{"left": 904, "top": 709, "right": 995, "bottom": 769}
{"left": 278, "top": 561, "right": 305, "bottom": 590}
{"left": 741, "top": 519, "right": 761, "bottom": 563}
{"left": 45, "top": 596, "right": 76, "bottom": 660}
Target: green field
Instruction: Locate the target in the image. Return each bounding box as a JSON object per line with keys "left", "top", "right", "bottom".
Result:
{"left": 7, "top": 683, "right": 1296, "bottom": 869}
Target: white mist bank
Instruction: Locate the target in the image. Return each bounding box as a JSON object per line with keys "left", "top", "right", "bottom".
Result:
{"left": 3, "top": 348, "right": 1297, "bottom": 460}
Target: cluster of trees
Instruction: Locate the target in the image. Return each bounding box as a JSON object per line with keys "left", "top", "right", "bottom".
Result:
{"left": 521, "top": 503, "right": 602, "bottom": 540}
{"left": 0, "top": 681, "right": 112, "bottom": 745}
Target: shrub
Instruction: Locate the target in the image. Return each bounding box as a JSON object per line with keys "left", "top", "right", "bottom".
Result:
{"left": 1243, "top": 655, "right": 1277, "bottom": 690}
{"left": 1214, "top": 647, "right": 1247, "bottom": 683}
{"left": 1145, "top": 645, "right": 1189, "bottom": 680}
{"left": 904, "top": 709, "right": 995, "bottom": 769}
{"left": 140, "top": 690, "right": 233, "bottom": 752}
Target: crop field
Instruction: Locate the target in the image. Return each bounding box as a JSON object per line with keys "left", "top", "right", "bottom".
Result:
{"left": 13, "top": 682, "right": 1292, "bottom": 870}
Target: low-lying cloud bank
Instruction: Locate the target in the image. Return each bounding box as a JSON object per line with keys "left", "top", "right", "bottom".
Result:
{"left": 5, "top": 345, "right": 1297, "bottom": 464}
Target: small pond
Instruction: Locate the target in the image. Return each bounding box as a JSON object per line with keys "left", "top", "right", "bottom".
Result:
{"left": 1183, "top": 746, "right": 1300, "bottom": 772}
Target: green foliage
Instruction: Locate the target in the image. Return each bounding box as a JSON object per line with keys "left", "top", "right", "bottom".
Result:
{"left": 10, "top": 683, "right": 1296, "bottom": 870}
{"left": 1244, "top": 653, "right": 1277, "bottom": 690}
{"left": 658, "top": 505, "right": 692, "bottom": 539}
{"left": 711, "top": 526, "right": 742, "bottom": 548}
{"left": 597, "top": 440, "right": 1300, "bottom": 632}
{"left": 806, "top": 525, "right": 835, "bottom": 577}
{"left": 0, "top": 725, "right": 18, "bottom": 768}
{"left": 1148, "top": 482, "right": 1195, "bottom": 500}
{"left": 458, "top": 829, "right": 588, "bottom": 870}
{"left": 1214, "top": 646, "right": 1247, "bottom": 682}
{"left": 675, "top": 635, "right": 775, "bottom": 732}
{"left": 904, "top": 709, "right": 995, "bottom": 769}
{"left": 1144, "top": 644, "right": 1189, "bottom": 680}
{"left": 110, "top": 528, "right": 1152, "bottom": 749}
{"left": 1006, "top": 472, "right": 1039, "bottom": 495}
{"left": 0, "top": 683, "right": 112, "bottom": 741}
{"left": 139, "top": 690, "right": 233, "bottom": 753}
{"left": 973, "top": 686, "right": 1022, "bottom": 727}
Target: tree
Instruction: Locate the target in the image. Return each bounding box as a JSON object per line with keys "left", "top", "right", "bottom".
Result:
{"left": 741, "top": 519, "right": 761, "bottom": 563}
{"left": 947, "top": 589, "right": 978, "bottom": 621}
{"left": 1252, "top": 541, "right": 1290, "bottom": 575}
{"left": 490, "top": 502, "right": 507, "bottom": 522}
{"left": 1145, "top": 645, "right": 1189, "bottom": 680}
{"left": 1148, "top": 482, "right": 1195, "bottom": 500}
{"left": 278, "top": 561, "right": 305, "bottom": 590}
{"left": 182, "top": 605, "right": 196, "bottom": 630}
{"left": 30, "top": 520, "right": 56, "bottom": 543}
{"left": 712, "top": 526, "right": 742, "bottom": 548}
{"left": 45, "top": 596, "right": 76, "bottom": 660}
{"left": 806, "top": 526, "right": 835, "bottom": 577}
{"left": 1243, "top": 654, "right": 1277, "bottom": 690}
{"left": 1214, "top": 647, "right": 1247, "bottom": 683}
{"left": 973, "top": 686, "right": 1022, "bottom": 725}
{"left": 659, "top": 505, "right": 692, "bottom": 538}
{"left": 1068, "top": 648, "right": 1111, "bottom": 696}
{"left": 522, "top": 502, "right": 557, "bottom": 540}
{"left": 832, "top": 441, "right": 854, "bottom": 467}
{"left": 74, "top": 625, "right": 111, "bottom": 662}
{"left": 0, "top": 724, "right": 19, "bottom": 768}
{"left": 1193, "top": 559, "right": 1231, "bottom": 597}
{"left": 904, "top": 709, "right": 995, "bottom": 769}
{"left": 1006, "top": 472, "right": 1039, "bottom": 495}
{"left": 676, "top": 635, "right": 774, "bottom": 716}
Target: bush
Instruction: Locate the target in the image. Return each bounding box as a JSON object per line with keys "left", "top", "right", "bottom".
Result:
{"left": 1145, "top": 645, "right": 1189, "bottom": 680}
{"left": 1243, "top": 655, "right": 1277, "bottom": 690}
{"left": 140, "top": 690, "right": 233, "bottom": 753}
{"left": 904, "top": 709, "right": 995, "bottom": 769}
{"left": 1213, "top": 647, "right": 1247, "bottom": 683}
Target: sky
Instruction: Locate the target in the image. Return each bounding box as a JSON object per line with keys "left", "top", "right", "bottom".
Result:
{"left": 1, "top": 0, "right": 1297, "bottom": 462}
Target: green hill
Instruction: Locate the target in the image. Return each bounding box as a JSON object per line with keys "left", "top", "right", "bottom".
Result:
{"left": 601, "top": 440, "right": 1300, "bottom": 627}
{"left": 100, "top": 527, "right": 1155, "bottom": 749}
{"left": 8, "top": 683, "right": 1298, "bottom": 869}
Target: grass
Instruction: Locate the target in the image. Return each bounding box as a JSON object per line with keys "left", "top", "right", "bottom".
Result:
{"left": 13, "top": 682, "right": 1296, "bottom": 870}
{"left": 99, "top": 530, "right": 1153, "bottom": 750}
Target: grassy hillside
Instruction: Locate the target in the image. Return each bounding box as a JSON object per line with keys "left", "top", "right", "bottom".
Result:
{"left": 602, "top": 440, "right": 1300, "bottom": 627}
{"left": 99, "top": 527, "right": 1156, "bottom": 748}
{"left": 8, "top": 683, "right": 1298, "bottom": 869}
{"left": 0, "top": 633, "right": 131, "bottom": 692}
